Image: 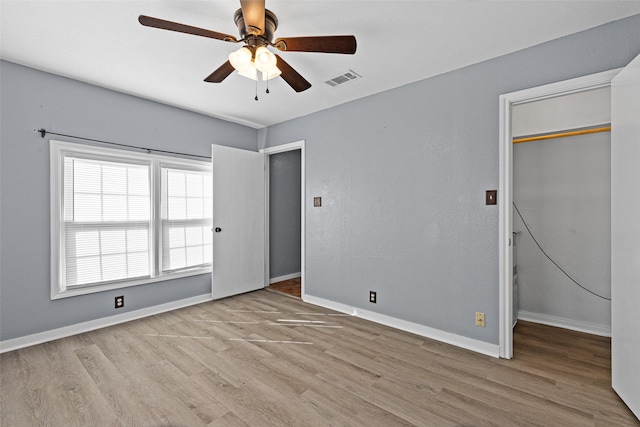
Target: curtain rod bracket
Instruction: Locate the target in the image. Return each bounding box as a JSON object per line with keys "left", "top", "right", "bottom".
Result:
{"left": 38, "top": 128, "right": 47, "bottom": 138}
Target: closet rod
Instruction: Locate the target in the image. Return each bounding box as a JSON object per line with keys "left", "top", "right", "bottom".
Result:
{"left": 512, "top": 125, "right": 611, "bottom": 144}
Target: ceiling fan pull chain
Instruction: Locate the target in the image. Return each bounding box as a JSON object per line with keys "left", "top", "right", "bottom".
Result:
{"left": 266, "top": 75, "right": 270, "bottom": 94}
{"left": 255, "top": 79, "right": 259, "bottom": 101}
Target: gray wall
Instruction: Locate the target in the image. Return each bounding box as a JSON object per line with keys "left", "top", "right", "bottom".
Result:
{"left": 269, "top": 150, "right": 301, "bottom": 280}
{"left": 0, "top": 60, "right": 257, "bottom": 341}
{"left": 259, "top": 15, "right": 640, "bottom": 345}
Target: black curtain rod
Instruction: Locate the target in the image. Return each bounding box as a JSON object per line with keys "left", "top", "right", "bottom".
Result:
{"left": 36, "top": 128, "right": 211, "bottom": 160}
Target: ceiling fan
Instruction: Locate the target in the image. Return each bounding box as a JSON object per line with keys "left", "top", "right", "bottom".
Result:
{"left": 139, "top": 0, "right": 357, "bottom": 93}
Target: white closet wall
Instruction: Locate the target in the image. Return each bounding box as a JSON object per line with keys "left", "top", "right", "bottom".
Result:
{"left": 512, "top": 86, "right": 610, "bottom": 137}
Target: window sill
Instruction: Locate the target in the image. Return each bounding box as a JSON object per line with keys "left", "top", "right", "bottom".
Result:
{"left": 50, "top": 268, "right": 212, "bottom": 300}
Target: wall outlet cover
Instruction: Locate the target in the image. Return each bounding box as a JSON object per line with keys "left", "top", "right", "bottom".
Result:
{"left": 314, "top": 197, "right": 322, "bottom": 207}
{"left": 475, "top": 312, "right": 485, "bottom": 327}
{"left": 115, "top": 296, "right": 124, "bottom": 309}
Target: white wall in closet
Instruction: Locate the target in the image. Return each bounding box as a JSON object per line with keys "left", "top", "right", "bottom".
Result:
{"left": 512, "top": 86, "right": 610, "bottom": 137}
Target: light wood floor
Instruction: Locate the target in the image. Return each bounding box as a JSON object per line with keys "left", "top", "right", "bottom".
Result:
{"left": 1, "top": 290, "right": 638, "bottom": 426}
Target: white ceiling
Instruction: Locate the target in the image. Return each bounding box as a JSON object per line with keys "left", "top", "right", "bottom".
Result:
{"left": 2, "top": 1, "right": 639, "bottom": 129}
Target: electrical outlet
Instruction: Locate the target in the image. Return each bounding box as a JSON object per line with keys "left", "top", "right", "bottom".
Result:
{"left": 369, "top": 291, "right": 377, "bottom": 303}
{"left": 313, "top": 197, "right": 322, "bottom": 207}
{"left": 475, "top": 312, "right": 485, "bottom": 327}
{"left": 115, "top": 296, "right": 124, "bottom": 309}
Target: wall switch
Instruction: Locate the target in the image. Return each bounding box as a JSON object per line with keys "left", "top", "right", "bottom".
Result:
{"left": 313, "top": 197, "right": 322, "bottom": 207}
{"left": 486, "top": 190, "right": 497, "bottom": 205}
{"left": 369, "top": 291, "right": 377, "bottom": 303}
{"left": 115, "top": 296, "right": 124, "bottom": 309}
{"left": 475, "top": 312, "right": 485, "bottom": 327}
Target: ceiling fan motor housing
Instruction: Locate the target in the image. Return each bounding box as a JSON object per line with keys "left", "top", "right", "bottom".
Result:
{"left": 234, "top": 8, "right": 278, "bottom": 47}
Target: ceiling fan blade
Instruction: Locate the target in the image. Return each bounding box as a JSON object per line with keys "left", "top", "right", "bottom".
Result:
{"left": 239, "top": 0, "right": 265, "bottom": 35}
{"left": 204, "top": 61, "right": 235, "bottom": 83}
{"left": 274, "top": 36, "right": 357, "bottom": 54}
{"left": 275, "top": 55, "right": 311, "bottom": 92}
{"left": 138, "top": 15, "right": 237, "bottom": 42}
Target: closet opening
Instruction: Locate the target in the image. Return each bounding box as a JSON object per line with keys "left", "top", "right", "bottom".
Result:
{"left": 498, "top": 68, "right": 620, "bottom": 359}
{"left": 511, "top": 87, "right": 612, "bottom": 340}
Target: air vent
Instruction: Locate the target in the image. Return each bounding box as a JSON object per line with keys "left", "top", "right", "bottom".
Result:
{"left": 325, "top": 70, "right": 362, "bottom": 87}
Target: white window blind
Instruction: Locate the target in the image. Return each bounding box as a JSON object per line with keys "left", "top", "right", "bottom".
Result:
{"left": 51, "top": 140, "right": 212, "bottom": 299}
{"left": 63, "top": 156, "right": 151, "bottom": 287}
{"left": 161, "top": 166, "right": 213, "bottom": 272}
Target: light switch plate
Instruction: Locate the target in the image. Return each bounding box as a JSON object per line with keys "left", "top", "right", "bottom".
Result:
{"left": 486, "top": 190, "right": 497, "bottom": 205}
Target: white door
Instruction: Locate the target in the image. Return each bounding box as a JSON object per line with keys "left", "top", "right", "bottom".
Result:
{"left": 211, "top": 145, "right": 266, "bottom": 300}
{"left": 611, "top": 53, "right": 640, "bottom": 419}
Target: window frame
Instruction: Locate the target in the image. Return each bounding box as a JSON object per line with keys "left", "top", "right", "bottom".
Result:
{"left": 50, "top": 140, "right": 212, "bottom": 300}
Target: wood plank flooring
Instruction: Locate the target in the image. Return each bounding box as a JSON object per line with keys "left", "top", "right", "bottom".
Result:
{"left": 1, "top": 290, "right": 638, "bottom": 426}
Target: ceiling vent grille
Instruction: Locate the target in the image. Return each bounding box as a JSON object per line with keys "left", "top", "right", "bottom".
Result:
{"left": 325, "top": 70, "right": 362, "bottom": 87}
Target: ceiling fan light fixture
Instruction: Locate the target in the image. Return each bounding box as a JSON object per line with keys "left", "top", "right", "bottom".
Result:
{"left": 228, "top": 46, "right": 253, "bottom": 71}
{"left": 262, "top": 66, "right": 282, "bottom": 80}
{"left": 237, "top": 62, "right": 258, "bottom": 81}
{"left": 254, "top": 46, "right": 277, "bottom": 73}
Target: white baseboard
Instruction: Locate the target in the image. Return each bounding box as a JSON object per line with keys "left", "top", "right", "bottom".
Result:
{"left": 269, "top": 272, "right": 301, "bottom": 284}
{"left": 303, "top": 294, "right": 500, "bottom": 358}
{"left": 518, "top": 310, "right": 611, "bottom": 337}
{"left": 0, "top": 294, "right": 213, "bottom": 353}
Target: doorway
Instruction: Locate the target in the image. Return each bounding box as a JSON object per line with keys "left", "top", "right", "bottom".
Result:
{"left": 498, "top": 69, "right": 621, "bottom": 359}
{"left": 511, "top": 88, "right": 612, "bottom": 336}
{"left": 260, "top": 141, "right": 306, "bottom": 298}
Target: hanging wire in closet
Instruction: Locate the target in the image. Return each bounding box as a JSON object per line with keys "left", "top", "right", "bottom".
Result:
{"left": 513, "top": 202, "right": 611, "bottom": 301}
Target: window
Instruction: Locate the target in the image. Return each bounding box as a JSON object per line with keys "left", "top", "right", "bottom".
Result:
{"left": 160, "top": 166, "right": 213, "bottom": 273}
{"left": 63, "top": 156, "right": 151, "bottom": 286}
{"left": 51, "top": 140, "right": 212, "bottom": 299}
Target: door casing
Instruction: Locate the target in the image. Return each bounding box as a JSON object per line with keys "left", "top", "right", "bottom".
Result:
{"left": 498, "top": 69, "right": 621, "bottom": 359}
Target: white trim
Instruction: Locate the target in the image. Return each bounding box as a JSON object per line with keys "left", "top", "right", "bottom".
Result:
{"left": 498, "top": 93, "right": 513, "bottom": 359}
{"left": 0, "top": 294, "right": 212, "bottom": 353}
{"left": 518, "top": 310, "right": 611, "bottom": 337}
{"left": 304, "top": 295, "right": 500, "bottom": 358}
{"left": 260, "top": 140, "right": 306, "bottom": 298}
{"left": 303, "top": 294, "right": 356, "bottom": 315}
{"left": 498, "top": 68, "right": 621, "bottom": 359}
{"left": 263, "top": 152, "right": 270, "bottom": 288}
{"left": 260, "top": 141, "right": 304, "bottom": 155}
{"left": 269, "top": 272, "right": 301, "bottom": 284}
{"left": 51, "top": 270, "right": 211, "bottom": 300}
